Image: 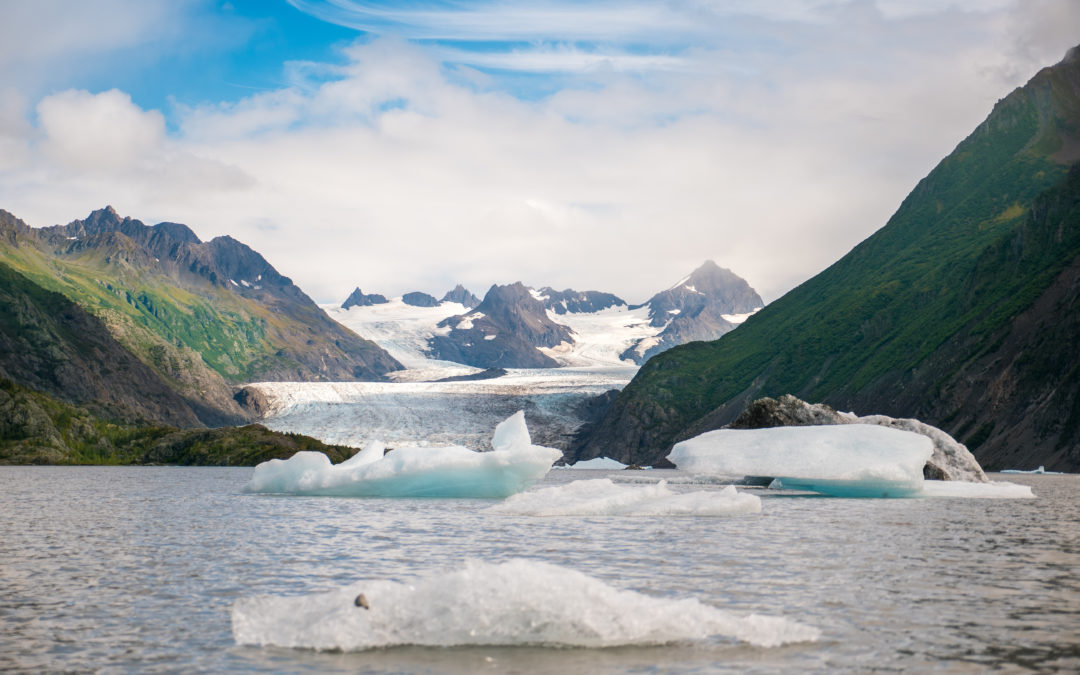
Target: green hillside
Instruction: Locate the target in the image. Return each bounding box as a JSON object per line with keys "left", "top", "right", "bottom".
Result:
{"left": 576, "top": 47, "right": 1080, "bottom": 472}
{"left": 0, "top": 208, "right": 401, "bottom": 421}
{"left": 0, "top": 377, "right": 359, "bottom": 466}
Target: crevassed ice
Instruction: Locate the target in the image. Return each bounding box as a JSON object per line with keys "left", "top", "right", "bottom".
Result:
{"left": 231, "top": 559, "right": 819, "bottom": 650}
{"left": 669, "top": 425, "right": 934, "bottom": 498}
{"left": 486, "top": 479, "right": 761, "bottom": 517}
{"left": 242, "top": 411, "right": 561, "bottom": 498}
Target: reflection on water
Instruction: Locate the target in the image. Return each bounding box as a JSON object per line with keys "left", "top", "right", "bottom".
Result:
{"left": 0, "top": 467, "right": 1077, "bottom": 673}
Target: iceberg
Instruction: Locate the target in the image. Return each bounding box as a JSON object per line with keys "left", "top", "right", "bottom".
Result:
{"left": 485, "top": 479, "right": 761, "bottom": 516}
{"left": 242, "top": 411, "right": 562, "bottom": 498}
{"left": 231, "top": 559, "right": 819, "bottom": 650}
{"left": 669, "top": 425, "right": 934, "bottom": 498}
{"left": 920, "top": 480, "right": 1035, "bottom": 499}
{"left": 1000, "top": 465, "right": 1063, "bottom": 475}
{"left": 557, "top": 456, "right": 628, "bottom": 470}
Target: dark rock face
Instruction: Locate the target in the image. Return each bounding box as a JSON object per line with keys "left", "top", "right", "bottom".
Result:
{"left": 622, "top": 261, "right": 763, "bottom": 364}
{"left": 726, "top": 395, "right": 845, "bottom": 429}
{"left": 429, "top": 282, "right": 574, "bottom": 368}
{"left": 341, "top": 287, "right": 389, "bottom": 309}
{"left": 402, "top": 291, "right": 439, "bottom": 307}
{"left": 538, "top": 287, "right": 626, "bottom": 315}
{"left": 441, "top": 284, "right": 481, "bottom": 308}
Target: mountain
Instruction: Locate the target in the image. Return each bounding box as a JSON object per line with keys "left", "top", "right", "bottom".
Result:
{"left": 0, "top": 207, "right": 402, "bottom": 420}
{"left": 621, "top": 261, "right": 763, "bottom": 363}
{"left": 441, "top": 284, "right": 481, "bottom": 308}
{"left": 429, "top": 282, "right": 575, "bottom": 368}
{"left": 572, "top": 45, "right": 1080, "bottom": 472}
{"left": 402, "top": 291, "right": 439, "bottom": 307}
{"left": 538, "top": 288, "right": 625, "bottom": 315}
{"left": 328, "top": 265, "right": 762, "bottom": 369}
{"left": 0, "top": 261, "right": 238, "bottom": 426}
{"left": 341, "top": 287, "right": 389, "bottom": 309}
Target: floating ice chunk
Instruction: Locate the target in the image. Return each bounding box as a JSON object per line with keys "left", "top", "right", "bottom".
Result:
{"left": 1000, "top": 465, "right": 1062, "bottom": 475}
{"left": 486, "top": 479, "right": 761, "bottom": 517}
{"left": 243, "top": 412, "right": 561, "bottom": 498}
{"left": 669, "top": 425, "right": 934, "bottom": 498}
{"left": 920, "top": 480, "right": 1035, "bottom": 499}
{"left": 558, "top": 456, "right": 628, "bottom": 470}
{"left": 231, "top": 559, "right": 818, "bottom": 650}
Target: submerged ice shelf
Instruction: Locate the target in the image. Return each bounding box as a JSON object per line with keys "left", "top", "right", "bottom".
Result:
{"left": 231, "top": 559, "right": 820, "bottom": 650}
{"left": 243, "top": 412, "right": 561, "bottom": 498}
{"left": 486, "top": 478, "right": 762, "bottom": 517}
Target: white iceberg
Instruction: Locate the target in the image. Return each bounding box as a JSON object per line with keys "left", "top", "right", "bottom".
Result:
{"left": 242, "top": 411, "right": 562, "bottom": 498}
{"left": 920, "top": 480, "right": 1035, "bottom": 499}
{"left": 669, "top": 425, "right": 934, "bottom": 498}
{"left": 231, "top": 559, "right": 819, "bottom": 650}
{"left": 557, "top": 456, "right": 628, "bottom": 470}
{"left": 485, "top": 479, "right": 761, "bottom": 517}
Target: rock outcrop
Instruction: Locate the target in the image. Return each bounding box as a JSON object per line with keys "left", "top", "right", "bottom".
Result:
{"left": 342, "top": 287, "right": 389, "bottom": 309}
{"left": 538, "top": 288, "right": 626, "bottom": 315}
{"left": 402, "top": 291, "right": 439, "bottom": 307}
{"left": 441, "top": 284, "right": 481, "bottom": 308}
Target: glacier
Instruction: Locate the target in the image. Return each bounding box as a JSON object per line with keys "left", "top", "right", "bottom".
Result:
{"left": 485, "top": 479, "right": 762, "bottom": 517}
{"left": 231, "top": 559, "right": 819, "bottom": 650}
{"left": 669, "top": 425, "right": 934, "bottom": 498}
{"left": 242, "top": 412, "right": 562, "bottom": 498}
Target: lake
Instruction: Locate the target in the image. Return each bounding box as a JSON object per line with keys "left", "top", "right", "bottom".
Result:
{"left": 1, "top": 467, "right": 1076, "bottom": 673}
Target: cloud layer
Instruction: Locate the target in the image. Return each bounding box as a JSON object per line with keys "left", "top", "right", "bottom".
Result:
{"left": 1, "top": 0, "right": 1077, "bottom": 304}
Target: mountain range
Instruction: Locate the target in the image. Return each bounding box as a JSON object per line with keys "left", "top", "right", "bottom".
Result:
{"left": 572, "top": 44, "right": 1080, "bottom": 472}
{"left": 330, "top": 260, "right": 763, "bottom": 370}
{"left": 0, "top": 206, "right": 402, "bottom": 428}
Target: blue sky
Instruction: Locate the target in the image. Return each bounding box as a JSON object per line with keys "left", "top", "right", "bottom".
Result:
{"left": 0, "top": 1, "right": 1077, "bottom": 303}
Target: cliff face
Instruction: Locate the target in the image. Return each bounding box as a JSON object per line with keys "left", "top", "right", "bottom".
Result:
{"left": 573, "top": 46, "right": 1080, "bottom": 471}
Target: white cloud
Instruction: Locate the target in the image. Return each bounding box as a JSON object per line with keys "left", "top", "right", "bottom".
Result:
{"left": 37, "top": 89, "right": 166, "bottom": 171}
{"left": 0, "top": 0, "right": 1077, "bottom": 306}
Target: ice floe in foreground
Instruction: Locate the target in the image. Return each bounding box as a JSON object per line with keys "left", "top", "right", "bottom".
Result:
{"left": 669, "top": 425, "right": 933, "bottom": 498}
{"left": 242, "top": 412, "right": 561, "bottom": 498}
{"left": 920, "top": 480, "right": 1035, "bottom": 499}
{"left": 485, "top": 479, "right": 761, "bottom": 516}
{"left": 231, "top": 559, "right": 819, "bottom": 650}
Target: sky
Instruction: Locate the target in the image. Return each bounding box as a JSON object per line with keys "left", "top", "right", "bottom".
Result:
{"left": 0, "top": 1, "right": 1077, "bottom": 304}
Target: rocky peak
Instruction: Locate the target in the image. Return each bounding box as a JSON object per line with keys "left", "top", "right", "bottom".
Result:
{"left": 645, "top": 260, "right": 763, "bottom": 326}
{"left": 402, "top": 291, "right": 439, "bottom": 307}
{"left": 441, "top": 284, "right": 480, "bottom": 308}
{"left": 537, "top": 287, "right": 626, "bottom": 315}
{"left": 429, "top": 282, "right": 574, "bottom": 368}
{"left": 341, "top": 287, "right": 389, "bottom": 309}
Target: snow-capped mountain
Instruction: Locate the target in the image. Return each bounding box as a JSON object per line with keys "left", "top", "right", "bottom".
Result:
{"left": 326, "top": 261, "right": 762, "bottom": 372}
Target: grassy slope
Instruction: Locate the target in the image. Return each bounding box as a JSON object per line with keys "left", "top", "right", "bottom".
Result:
{"left": 579, "top": 51, "right": 1080, "bottom": 468}
{"left": 0, "top": 377, "right": 358, "bottom": 466}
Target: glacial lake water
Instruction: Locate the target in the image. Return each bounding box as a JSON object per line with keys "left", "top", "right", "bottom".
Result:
{"left": 1, "top": 467, "right": 1077, "bottom": 673}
